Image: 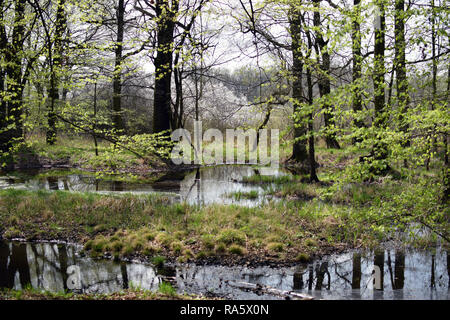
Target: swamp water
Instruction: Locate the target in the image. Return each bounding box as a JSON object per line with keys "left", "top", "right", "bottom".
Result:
{"left": 0, "top": 241, "right": 448, "bottom": 300}
{"left": 0, "top": 166, "right": 285, "bottom": 206}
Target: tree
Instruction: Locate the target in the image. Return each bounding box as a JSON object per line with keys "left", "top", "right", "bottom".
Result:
{"left": 0, "top": 0, "right": 38, "bottom": 156}
{"left": 290, "top": 5, "right": 308, "bottom": 163}
{"left": 352, "top": 0, "right": 364, "bottom": 139}
{"left": 32, "top": 0, "right": 68, "bottom": 145}
{"left": 372, "top": 0, "right": 387, "bottom": 163}
{"left": 312, "top": 0, "right": 340, "bottom": 149}
{"left": 112, "top": 0, "right": 126, "bottom": 133}
{"left": 394, "top": 0, "right": 409, "bottom": 165}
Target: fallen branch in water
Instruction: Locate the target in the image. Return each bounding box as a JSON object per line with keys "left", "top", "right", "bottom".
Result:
{"left": 225, "top": 280, "right": 315, "bottom": 300}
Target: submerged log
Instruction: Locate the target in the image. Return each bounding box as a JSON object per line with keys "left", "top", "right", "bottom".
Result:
{"left": 226, "top": 280, "right": 315, "bottom": 300}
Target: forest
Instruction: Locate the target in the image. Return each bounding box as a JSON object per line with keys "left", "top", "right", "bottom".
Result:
{"left": 0, "top": 0, "right": 449, "bottom": 301}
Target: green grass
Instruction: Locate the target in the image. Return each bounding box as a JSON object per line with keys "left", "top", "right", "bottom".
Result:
{"left": 16, "top": 134, "right": 150, "bottom": 173}
{"left": 241, "top": 174, "right": 296, "bottom": 184}
{"left": 227, "top": 190, "right": 259, "bottom": 200}
{"left": 158, "top": 282, "right": 177, "bottom": 296}
{"left": 0, "top": 287, "right": 201, "bottom": 300}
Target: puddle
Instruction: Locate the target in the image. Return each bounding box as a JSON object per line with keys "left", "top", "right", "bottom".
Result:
{"left": 0, "top": 166, "right": 287, "bottom": 206}
{"left": 0, "top": 241, "right": 448, "bottom": 300}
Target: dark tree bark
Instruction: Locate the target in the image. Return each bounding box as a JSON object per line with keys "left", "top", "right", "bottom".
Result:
{"left": 120, "top": 263, "right": 129, "bottom": 289}
{"left": 57, "top": 244, "right": 69, "bottom": 291}
{"left": 0, "top": 0, "right": 7, "bottom": 153}
{"left": 352, "top": 253, "right": 361, "bottom": 289}
{"left": 153, "top": 0, "right": 178, "bottom": 134}
{"left": 393, "top": 251, "right": 405, "bottom": 290}
{"left": 289, "top": 7, "right": 308, "bottom": 163}
{"left": 306, "top": 55, "right": 319, "bottom": 182}
{"left": 374, "top": 250, "right": 384, "bottom": 291}
{"left": 313, "top": 0, "right": 340, "bottom": 149}
{"left": 0, "top": 0, "right": 27, "bottom": 154}
{"left": 6, "top": 243, "right": 31, "bottom": 288}
{"left": 46, "top": 0, "right": 66, "bottom": 145}
{"left": 444, "top": 41, "right": 449, "bottom": 202}
{"left": 395, "top": 0, "right": 409, "bottom": 164}
{"left": 112, "top": 0, "right": 125, "bottom": 134}
{"left": 373, "top": 0, "right": 388, "bottom": 161}
{"left": 352, "top": 0, "right": 364, "bottom": 140}
{"left": 0, "top": 241, "right": 9, "bottom": 288}
{"left": 374, "top": 1, "right": 386, "bottom": 128}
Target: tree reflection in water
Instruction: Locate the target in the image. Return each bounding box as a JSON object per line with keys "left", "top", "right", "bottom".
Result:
{"left": 0, "top": 241, "right": 448, "bottom": 300}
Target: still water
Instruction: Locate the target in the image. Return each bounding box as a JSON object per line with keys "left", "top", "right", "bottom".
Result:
{"left": 0, "top": 241, "right": 448, "bottom": 300}
{"left": 0, "top": 166, "right": 285, "bottom": 206}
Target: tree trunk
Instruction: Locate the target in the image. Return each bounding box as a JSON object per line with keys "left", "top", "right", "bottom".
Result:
{"left": 306, "top": 56, "right": 319, "bottom": 182}
{"left": 46, "top": 0, "right": 66, "bottom": 145}
{"left": 153, "top": 0, "right": 177, "bottom": 134}
{"left": 373, "top": 0, "right": 387, "bottom": 161}
{"left": 289, "top": 7, "right": 308, "bottom": 163}
{"left": 1, "top": 0, "right": 27, "bottom": 155}
{"left": 112, "top": 0, "right": 125, "bottom": 134}
{"left": 0, "top": 0, "right": 7, "bottom": 153}
{"left": 313, "top": 0, "right": 340, "bottom": 149}
{"left": 444, "top": 47, "right": 449, "bottom": 202}
{"left": 352, "top": 0, "right": 364, "bottom": 141}
{"left": 395, "top": 0, "right": 409, "bottom": 166}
